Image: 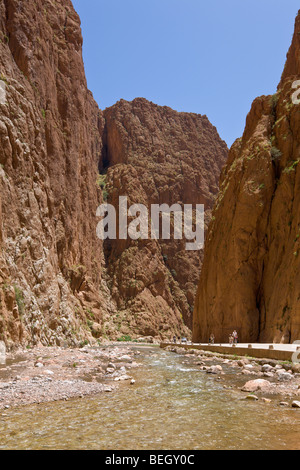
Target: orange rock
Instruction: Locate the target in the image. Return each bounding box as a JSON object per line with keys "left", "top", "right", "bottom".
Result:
{"left": 0, "top": 0, "right": 228, "bottom": 346}
{"left": 102, "top": 98, "right": 227, "bottom": 337}
{"left": 0, "top": 0, "right": 105, "bottom": 346}
{"left": 193, "top": 11, "right": 300, "bottom": 344}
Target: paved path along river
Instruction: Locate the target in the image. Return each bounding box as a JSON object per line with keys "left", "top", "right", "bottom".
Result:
{"left": 162, "top": 342, "right": 300, "bottom": 362}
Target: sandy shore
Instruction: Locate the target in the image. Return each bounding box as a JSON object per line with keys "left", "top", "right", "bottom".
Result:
{"left": 0, "top": 344, "right": 142, "bottom": 410}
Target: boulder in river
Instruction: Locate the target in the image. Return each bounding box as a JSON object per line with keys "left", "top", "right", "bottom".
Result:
{"left": 292, "top": 401, "right": 300, "bottom": 409}
{"left": 241, "top": 379, "right": 272, "bottom": 393}
{"left": 206, "top": 365, "right": 223, "bottom": 375}
{"left": 246, "top": 395, "right": 258, "bottom": 401}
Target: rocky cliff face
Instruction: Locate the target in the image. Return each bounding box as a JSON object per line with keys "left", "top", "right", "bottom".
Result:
{"left": 100, "top": 99, "right": 227, "bottom": 339}
{"left": 0, "top": 0, "right": 107, "bottom": 348}
{"left": 0, "top": 0, "right": 227, "bottom": 348}
{"left": 193, "top": 11, "right": 300, "bottom": 344}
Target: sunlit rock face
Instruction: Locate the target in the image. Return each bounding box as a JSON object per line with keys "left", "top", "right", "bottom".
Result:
{"left": 101, "top": 98, "right": 227, "bottom": 337}
{"left": 0, "top": 0, "right": 106, "bottom": 347}
{"left": 0, "top": 0, "right": 228, "bottom": 346}
{"left": 193, "top": 11, "right": 300, "bottom": 344}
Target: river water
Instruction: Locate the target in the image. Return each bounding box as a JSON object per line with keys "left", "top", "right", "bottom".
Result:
{"left": 0, "top": 345, "right": 299, "bottom": 450}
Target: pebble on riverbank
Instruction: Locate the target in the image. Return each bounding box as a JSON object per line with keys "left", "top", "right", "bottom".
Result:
{"left": 0, "top": 345, "right": 141, "bottom": 410}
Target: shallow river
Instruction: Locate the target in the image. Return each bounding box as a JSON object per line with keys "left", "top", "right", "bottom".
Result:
{"left": 0, "top": 345, "right": 299, "bottom": 450}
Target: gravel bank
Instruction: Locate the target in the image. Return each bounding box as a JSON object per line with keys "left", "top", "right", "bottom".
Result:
{"left": 0, "top": 344, "right": 142, "bottom": 409}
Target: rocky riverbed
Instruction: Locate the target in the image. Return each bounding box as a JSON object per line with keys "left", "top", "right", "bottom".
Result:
{"left": 1, "top": 343, "right": 300, "bottom": 412}
{"left": 166, "top": 346, "right": 300, "bottom": 409}
{"left": 0, "top": 344, "right": 142, "bottom": 410}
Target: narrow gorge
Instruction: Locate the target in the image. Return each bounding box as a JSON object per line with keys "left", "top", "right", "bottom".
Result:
{"left": 1, "top": 0, "right": 299, "bottom": 350}
{"left": 0, "top": 0, "right": 228, "bottom": 348}
{"left": 1, "top": 1, "right": 300, "bottom": 453}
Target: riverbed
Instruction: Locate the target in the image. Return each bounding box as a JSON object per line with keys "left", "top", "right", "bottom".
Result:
{"left": 0, "top": 345, "right": 299, "bottom": 450}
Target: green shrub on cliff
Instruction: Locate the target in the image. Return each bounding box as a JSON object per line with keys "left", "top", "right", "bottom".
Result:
{"left": 14, "top": 286, "right": 25, "bottom": 316}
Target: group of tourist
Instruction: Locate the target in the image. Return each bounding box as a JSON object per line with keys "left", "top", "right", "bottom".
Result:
{"left": 229, "top": 330, "right": 239, "bottom": 345}
{"left": 172, "top": 336, "right": 188, "bottom": 344}
{"left": 209, "top": 330, "right": 239, "bottom": 345}
{"left": 171, "top": 331, "right": 239, "bottom": 346}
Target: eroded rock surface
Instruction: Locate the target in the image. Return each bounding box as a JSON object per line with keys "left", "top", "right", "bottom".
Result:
{"left": 193, "top": 11, "right": 300, "bottom": 343}
{"left": 101, "top": 99, "right": 227, "bottom": 338}
{"left": 0, "top": 0, "right": 228, "bottom": 346}
{"left": 0, "top": 0, "right": 107, "bottom": 347}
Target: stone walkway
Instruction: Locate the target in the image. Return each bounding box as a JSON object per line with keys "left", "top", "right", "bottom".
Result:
{"left": 198, "top": 343, "right": 300, "bottom": 352}
{"left": 161, "top": 342, "right": 300, "bottom": 362}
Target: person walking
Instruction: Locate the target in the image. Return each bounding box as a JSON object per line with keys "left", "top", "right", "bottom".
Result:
{"left": 233, "top": 330, "right": 238, "bottom": 345}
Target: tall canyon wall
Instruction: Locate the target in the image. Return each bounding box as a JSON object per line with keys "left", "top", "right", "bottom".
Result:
{"left": 0, "top": 0, "right": 107, "bottom": 348}
{"left": 0, "top": 0, "right": 227, "bottom": 347}
{"left": 101, "top": 99, "right": 227, "bottom": 338}
{"left": 193, "top": 11, "right": 300, "bottom": 344}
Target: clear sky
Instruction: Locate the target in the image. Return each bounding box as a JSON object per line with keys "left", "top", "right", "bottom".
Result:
{"left": 72, "top": 0, "right": 299, "bottom": 147}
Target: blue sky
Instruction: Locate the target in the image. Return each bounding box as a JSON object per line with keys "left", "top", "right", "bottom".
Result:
{"left": 72, "top": 0, "right": 299, "bottom": 147}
